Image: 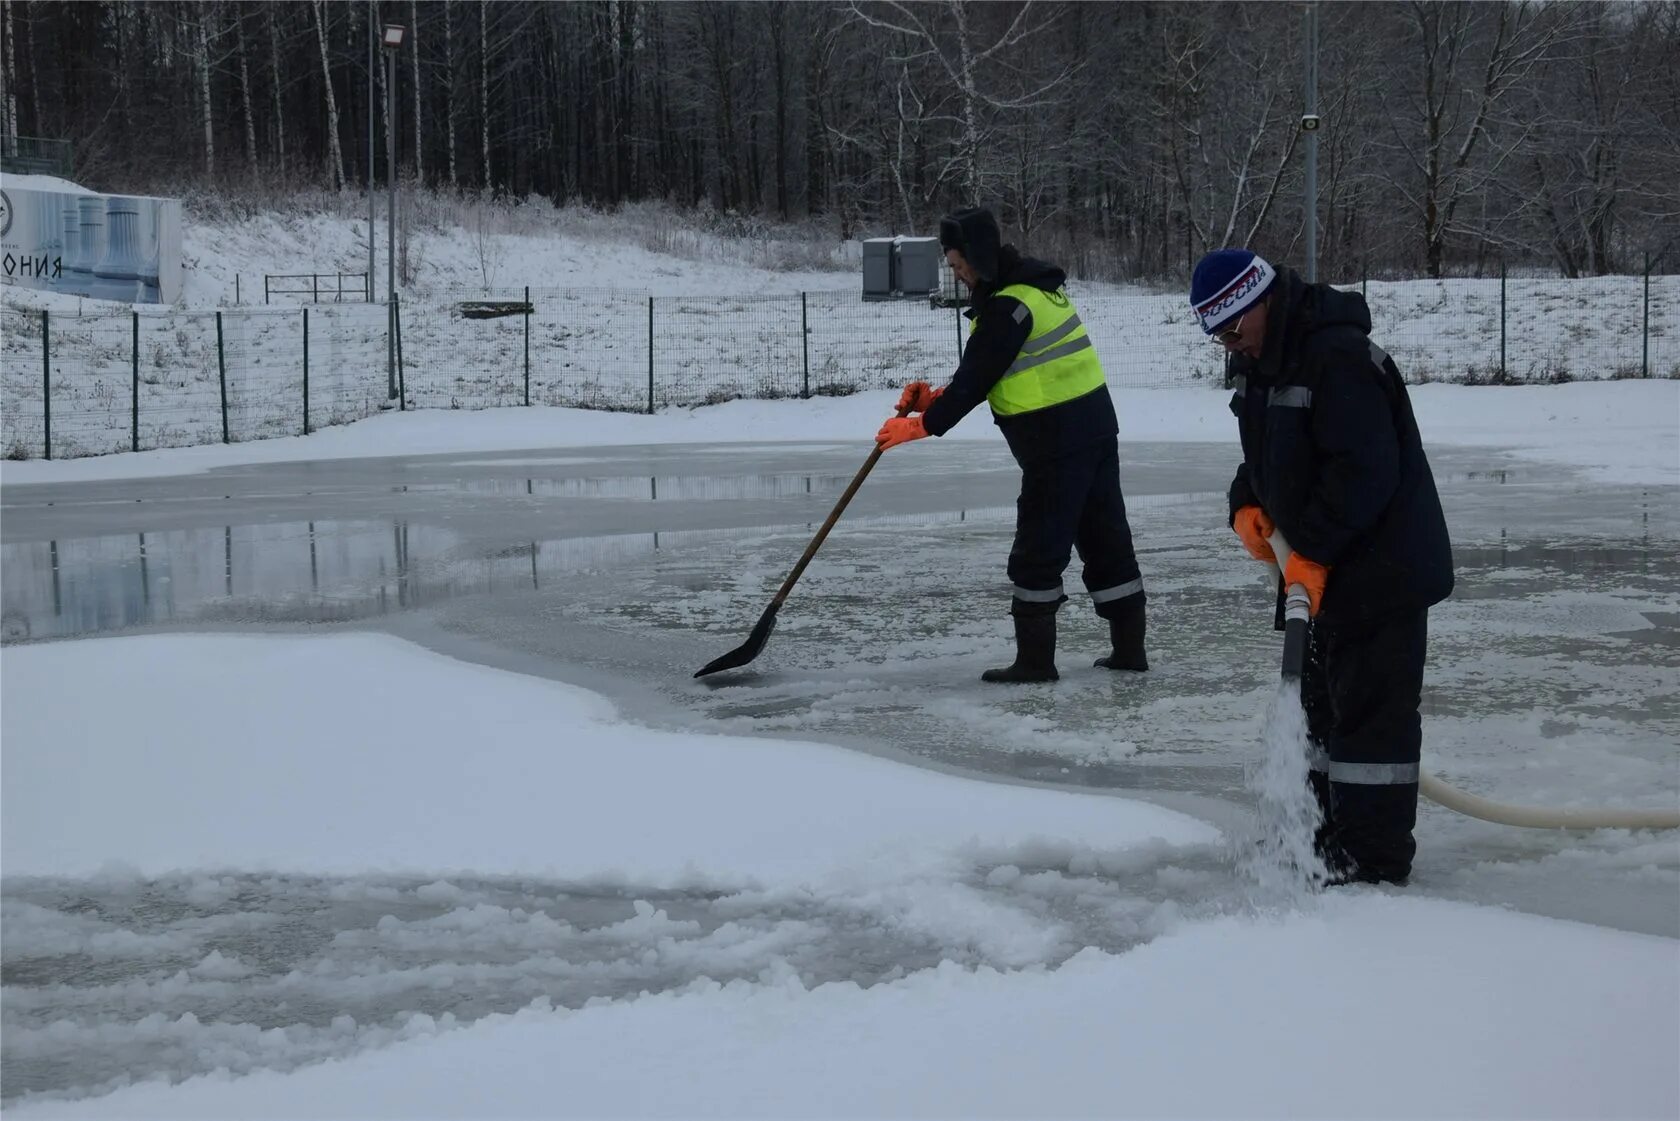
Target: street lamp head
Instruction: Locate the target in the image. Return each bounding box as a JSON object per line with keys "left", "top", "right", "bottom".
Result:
{"left": 382, "top": 24, "right": 405, "bottom": 49}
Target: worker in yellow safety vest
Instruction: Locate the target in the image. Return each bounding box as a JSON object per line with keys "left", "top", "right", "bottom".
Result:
{"left": 877, "top": 207, "right": 1147, "bottom": 683}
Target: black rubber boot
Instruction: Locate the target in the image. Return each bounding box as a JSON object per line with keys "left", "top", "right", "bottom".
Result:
{"left": 1093, "top": 597, "right": 1148, "bottom": 671}
{"left": 982, "top": 613, "right": 1059, "bottom": 683}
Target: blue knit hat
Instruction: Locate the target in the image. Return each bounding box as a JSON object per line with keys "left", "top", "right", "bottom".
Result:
{"left": 1190, "top": 249, "right": 1277, "bottom": 334}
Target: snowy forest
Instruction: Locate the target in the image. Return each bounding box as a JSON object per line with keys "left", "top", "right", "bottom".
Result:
{"left": 3, "top": 0, "right": 1678, "bottom": 281}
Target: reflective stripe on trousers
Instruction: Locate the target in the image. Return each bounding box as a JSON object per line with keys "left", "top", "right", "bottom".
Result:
{"left": 1090, "top": 577, "right": 1143, "bottom": 604}
{"left": 1311, "top": 746, "right": 1421, "bottom": 786}
{"left": 1329, "top": 760, "right": 1420, "bottom": 785}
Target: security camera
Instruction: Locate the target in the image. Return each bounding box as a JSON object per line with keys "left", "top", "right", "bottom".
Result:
{"left": 1301, "top": 115, "right": 1321, "bottom": 131}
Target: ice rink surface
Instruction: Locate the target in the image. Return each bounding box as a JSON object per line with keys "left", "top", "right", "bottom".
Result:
{"left": 3, "top": 435, "right": 1676, "bottom": 1105}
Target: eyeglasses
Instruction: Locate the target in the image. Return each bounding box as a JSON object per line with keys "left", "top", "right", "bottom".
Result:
{"left": 1214, "top": 308, "right": 1251, "bottom": 345}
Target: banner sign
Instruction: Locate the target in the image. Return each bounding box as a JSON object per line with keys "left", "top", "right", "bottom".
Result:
{"left": 0, "top": 184, "right": 183, "bottom": 304}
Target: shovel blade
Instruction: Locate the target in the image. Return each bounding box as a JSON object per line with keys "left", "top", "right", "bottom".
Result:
{"left": 693, "top": 604, "right": 780, "bottom": 678}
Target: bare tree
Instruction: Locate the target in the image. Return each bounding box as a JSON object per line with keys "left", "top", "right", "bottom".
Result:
{"left": 13, "top": 0, "right": 1674, "bottom": 280}
{"left": 235, "top": 5, "right": 258, "bottom": 177}
{"left": 479, "top": 0, "right": 490, "bottom": 188}
{"left": 471, "top": 192, "right": 506, "bottom": 288}
{"left": 847, "top": 0, "right": 1078, "bottom": 202}
{"left": 312, "top": 0, "right": 346, "bottom": 189}
{"left": 410, "top": 0, "right": 423, "bottom": 183}
{"left": 446, "top": 0, "right": 459, "bottom": 187}
{"left": 1520, "top": 3, "right": 1679, "bottom": 274}
{"left": 196, "top": 3, "right": 216, "bottom": 181}
{"left": 2, "top": 0, "right": 17, "bottom": 145}
{"left": 1380, "top": 0, "right": 1573, "bottom": 276}
{"left": 268, "top": 3, "right": 287, "bottom": 174}
{"left": 769, "top": 1, "right": 791, "bottom": 218}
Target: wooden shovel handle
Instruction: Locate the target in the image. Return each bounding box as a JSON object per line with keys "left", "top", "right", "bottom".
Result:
{"left": 771, "top": 402, "right": 912, "bottom": 605}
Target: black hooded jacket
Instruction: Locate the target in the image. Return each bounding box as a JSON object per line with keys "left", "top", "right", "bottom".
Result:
{"left": 1228, "top": 267, "right": 1454, "bottom": 626}
{"left": 920, "top": 246, "right": 1118, "bottom": 463}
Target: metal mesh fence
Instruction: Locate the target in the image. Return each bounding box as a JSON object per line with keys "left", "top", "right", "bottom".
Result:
{"left": 3, "top": 270, "right": 1674, "bottom": 460}
{"left": 2, "top": 302, "right": 391, "bottom": 459}
{"left": 1309, "top": 274, "right": 1673, "bottom": 383}
{"left": 304, "top": 302, "right": 392, "bottom": 429}
{"left": 656, "top": 292, "right": 804, "bottom": 407}
{"left": 0, "top": 305, "right": 46, "bottom": 457}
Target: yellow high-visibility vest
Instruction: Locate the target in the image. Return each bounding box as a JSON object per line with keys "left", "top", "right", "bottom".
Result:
{"left": 981, "top": 284, "right": 1105, "bottom": 417}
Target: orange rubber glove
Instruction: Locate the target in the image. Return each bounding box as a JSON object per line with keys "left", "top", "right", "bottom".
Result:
{"left": 1283, "top": 552, "right": 1330, "bottom": 616}
{"left": 1232, "top": 505, "right": 1276, "bottom": 562}
{"left": 896, "top": 381, "right": 945, "bottom": 414}
{"left": 876, "top": 415, "right": 929, "bottom": 450}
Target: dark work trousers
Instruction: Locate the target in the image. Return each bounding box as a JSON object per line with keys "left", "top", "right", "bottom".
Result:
{"left": 1006, "top": 438, "right": 1144, "bottom": 618}
{"left": 1300, "top": 609, "right": 1429, "bottom": 881}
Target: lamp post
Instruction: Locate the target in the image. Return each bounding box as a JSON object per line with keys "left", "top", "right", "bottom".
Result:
{"left": 382, "top": 23, "right": 405, "bottom": 401}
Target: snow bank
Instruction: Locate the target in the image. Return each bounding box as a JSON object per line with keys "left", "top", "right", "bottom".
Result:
{"left": 3, "top": 380, "right": 1674, "bottom": 487}
{"left": 3, "top": 634, "right": 1674, "bottom": 1120}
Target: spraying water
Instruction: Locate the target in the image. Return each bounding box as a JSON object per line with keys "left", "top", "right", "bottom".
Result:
{"left": 1237, "top": 677, "right": 1329, "bottom": 904}
{"left": 1237, "top": 531, "right": 1330, "bottom": 905}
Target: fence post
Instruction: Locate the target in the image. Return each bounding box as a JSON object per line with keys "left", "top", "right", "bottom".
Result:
{"left": 1362, "top": 256, "right": 1368, "bottom": 299}
{"left": 394, "top": 292, "right": 406, "bottom": 410}
{"left": 1498, "top": 259, "right": 1507, "bottom": 380}
{"left": 800, "top": 292, "right": 810, "bottom": 399}
{"left": 235, "top": 274, "right": 241, "bottom": 306}
{"left": 523, "top": 285, "right": 531, "bottom": 406}
{"left": 131, "top": 311, "right": 139, "bottom": 452}
{"left": 1644, "top": 251, "right": 1652, "bottom": 379}
{"left": 264, "top": 275, "right": 270, "bottom": 305}
{"left": 647, "top": 296, "right": 655, "bottom": 415}
{"left": 312, "top": 274, "right": 319, "bottom": 303}
{"left": 302, "top": 307, "right": 311, "bottom": 434}
{"left": 216, "top": 311, "right": 230, "bottom": 443}
{"left": 41, "top": 310, "right": 51, "bottom": 461}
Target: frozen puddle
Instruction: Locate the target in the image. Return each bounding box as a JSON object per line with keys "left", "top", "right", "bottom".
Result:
{"left": 2, "top": 853, "right": 1233, "bottom": 1104}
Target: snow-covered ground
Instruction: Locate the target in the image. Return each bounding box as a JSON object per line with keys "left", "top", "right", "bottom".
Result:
{"left": 3, "top": 380, "right": 1676, "bottom": 487}
{"left": 2, "top": 192, "right": 1676, "bottom": 1116}
{"left": 3, "top": 376, "right": 1677, "bottom": 1116}
{"left": 4, "top": 634, "right": 1675, "bottom": 1120}
{"left": 3, "top": 187, "right": 1675, "bottom": 460}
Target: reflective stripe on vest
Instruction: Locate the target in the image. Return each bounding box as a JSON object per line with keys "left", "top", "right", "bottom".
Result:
{"left": 983, "top": 285, "right": 1106, "bottom": 417}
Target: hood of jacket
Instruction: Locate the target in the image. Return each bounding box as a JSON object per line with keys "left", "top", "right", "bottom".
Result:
{"left": 970, "top": 247, "right": 1067, "bottom": 306}
{"left": 1250, "top": 266, "right": 1372, "bottom": 384}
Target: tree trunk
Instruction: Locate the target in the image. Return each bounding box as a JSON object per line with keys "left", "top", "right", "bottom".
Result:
{"left": 268, "top": 4, "right": 286, "bottom": 173}
{"left": 770, "top": 1, "right": 789, "bottom": 218}
{"left": 410, "top": 0, "right": 423, "bottom": 183}
{"left": 377, "top": 17, "right": 391, "bottom": 179}
{"left": 313, "top": 0, "right": 346, "bottom": 189}
{"left": 479, "top": 0, "right": 490, "bottom": 189}
{"left": 804, "top": 9, "right": 830, "bottom": 216}
{"left": 2, "top": 0, "right": 17, "bottom": 145}
{"left": 23, "top": 0, "right": 41, "bottom": 137}
{"left": 237, "top": 6, "right": 257, "bottom": 177}
{"left": 197, "top": 4, "right": 215, "bottom": 181}
{"left": 446, "top": 0, "right": 458, "bottom": 186}
{"left": 952, "top": 0, "right": 982, "bottom": 200}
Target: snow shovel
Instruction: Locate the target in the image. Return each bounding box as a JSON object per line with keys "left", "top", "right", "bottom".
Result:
{"left": 693, "top": 404, "right": 911, "bottom": 678}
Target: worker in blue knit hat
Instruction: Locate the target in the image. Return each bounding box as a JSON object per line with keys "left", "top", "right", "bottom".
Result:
{"left": 1190, "top": 248, "right": 1455, "bottom": 886}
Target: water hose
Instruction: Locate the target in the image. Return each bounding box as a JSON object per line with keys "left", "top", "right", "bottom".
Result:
{"left": 1265, "top": 531, "right": 1679, "bottom": 831}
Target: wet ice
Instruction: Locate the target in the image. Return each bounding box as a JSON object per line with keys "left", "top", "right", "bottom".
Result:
{"left": 3, "top": 430, "right": 1677, "bottom": 1109}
